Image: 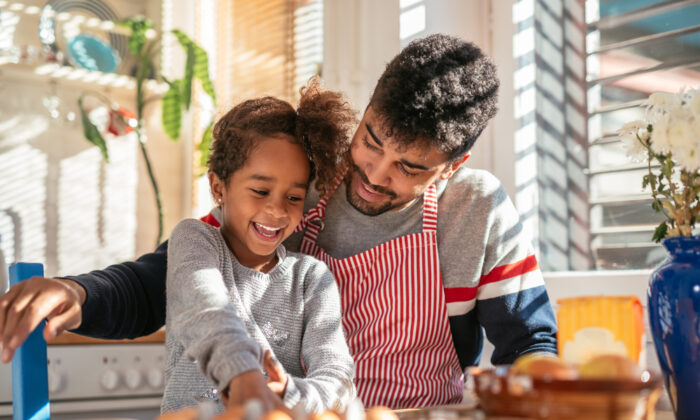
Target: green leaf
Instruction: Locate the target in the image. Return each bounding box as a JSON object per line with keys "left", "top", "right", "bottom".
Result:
{"left": 651, "top": 201, "right": 660, "bottom": 212}
{"left": 652, "top": 222, "right": 668, "bottom": 243}
{"left": 162, "top": 80, "right": 182, "bottom": 140}
{"left": 182, "top": 44, "right": 194, "bottom": 110}
{"left": 172, "top": 29, "right": 217, "bottom": 105}
{"left": 78, "top": 99, "right": 109, "bottom": 162}
{"left": 117, "top": 16, "right": 154, "bottom": 56}
{"left": 198, "top": 122, "right": 214, "bottom": 169}
{"left": 642, "top": 175, "right": 650, "bottom": 189}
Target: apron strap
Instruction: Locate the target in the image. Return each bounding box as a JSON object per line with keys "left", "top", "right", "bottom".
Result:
{"left": 422, "top": 183, "right": 439, "bottom": 233}
{"left": 294, "top": 167, "right": 348, "bottom": 233}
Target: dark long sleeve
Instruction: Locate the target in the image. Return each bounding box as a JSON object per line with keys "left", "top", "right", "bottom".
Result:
{"left": 66, "top": 241, "right": 169, "bottom": 339}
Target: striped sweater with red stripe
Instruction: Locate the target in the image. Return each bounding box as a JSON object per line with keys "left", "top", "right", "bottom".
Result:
{"left": 204, "top": 167, "right": 557, "bottom": 368}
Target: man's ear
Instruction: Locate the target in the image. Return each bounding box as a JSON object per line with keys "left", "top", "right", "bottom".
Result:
{"left": 440, "top": 154, "right": 470, "bottom": 180}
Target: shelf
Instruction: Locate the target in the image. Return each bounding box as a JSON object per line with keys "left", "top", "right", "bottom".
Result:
{"left": 0, "top": 0, "right": 158, "bottom": 38}
{"left": 0, "top": 62, "right": 168, "bottom": 94}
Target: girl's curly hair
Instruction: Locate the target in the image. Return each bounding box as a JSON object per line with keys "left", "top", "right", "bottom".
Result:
{"left": 208, "top": 78, "right": 356, "bottom": 196}
{"left": 369, "top": 34, "right": 499, "bottom": 161}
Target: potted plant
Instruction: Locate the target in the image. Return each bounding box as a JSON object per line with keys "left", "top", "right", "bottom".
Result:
{"left": 617, "top": 88, "right": 700, "bottom": 420}
{"left": 78, "top": 16, "right": 216, "bottom": 245}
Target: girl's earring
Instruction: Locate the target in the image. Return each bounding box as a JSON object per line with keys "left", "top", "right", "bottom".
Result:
{"left": 217, "top": 197, "right": 223, "bottom": 204}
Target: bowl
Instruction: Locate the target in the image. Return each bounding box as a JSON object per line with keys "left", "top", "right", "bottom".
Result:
{"left": 466, "top": 366, "right": 663, "bottom": 420}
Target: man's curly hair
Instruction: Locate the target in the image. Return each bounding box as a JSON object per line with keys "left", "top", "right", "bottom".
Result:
{"left": 208, "top": 78, "right": 356, "bottom": 196}
{"left": 369, "top": 33, "right": 499, "bottom": 161}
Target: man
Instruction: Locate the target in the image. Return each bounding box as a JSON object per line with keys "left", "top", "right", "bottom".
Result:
{"left": 0, "top": 34, "right": 556, "bottom": 410}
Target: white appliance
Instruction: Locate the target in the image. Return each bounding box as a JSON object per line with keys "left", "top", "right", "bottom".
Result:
{"left": 0, "top": 343, "right": 165, "bottom": 420}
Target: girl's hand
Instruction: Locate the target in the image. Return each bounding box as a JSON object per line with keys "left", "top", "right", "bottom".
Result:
{"left": 224, "top": 369, "right": 287, "bottom": 413}
{"left": 264, "top": 350, "right": 288, "bottom": 397}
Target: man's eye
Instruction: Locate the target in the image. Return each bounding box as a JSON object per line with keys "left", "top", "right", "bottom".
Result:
{"left": 363, "top": 136, "right": 380, "bottom": 151}
{"left": 398, "top": 164, "right": 420, "bottom": 177}
{"left": 251, "top": 189, "right": 268, "bottom": 196}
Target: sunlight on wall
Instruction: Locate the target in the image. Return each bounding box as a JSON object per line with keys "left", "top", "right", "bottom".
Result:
{"left": 0, "top": 79, "right": 137, "bottom": 277}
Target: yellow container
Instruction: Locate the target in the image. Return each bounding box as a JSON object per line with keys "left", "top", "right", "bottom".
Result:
{"left": 556, "top": 296, "right": 645, "bottom": 366}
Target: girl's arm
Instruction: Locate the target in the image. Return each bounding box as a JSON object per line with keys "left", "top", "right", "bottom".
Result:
{"left": 281, "top": 262, "right": 356, "bottom": 414}
{"left": 166, "top": 219, "right": 264, "bottom": 392}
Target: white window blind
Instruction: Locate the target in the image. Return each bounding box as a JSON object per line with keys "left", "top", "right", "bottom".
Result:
{"left": 215, "top": 0, "right": 323, "bottom": 109}
{"left": 586, "top": 0, "right": 700, "bottom": 269}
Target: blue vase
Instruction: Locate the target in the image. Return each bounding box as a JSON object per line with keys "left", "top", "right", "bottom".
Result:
{"left": 648, "top": 236, "right": 700, "bottom": 420}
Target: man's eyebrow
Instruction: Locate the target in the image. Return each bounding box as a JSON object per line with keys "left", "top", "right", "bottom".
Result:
{"left": 367, "top": 123, "right": 430, "bottom": 171}
{"left": 249, "top": 174, "right": 307, "bottom": 189}
{"left": 400, "top": 159, "right": 429, "bottom": 171}
{"left": 365, "top": 123, "right": 383, "bottom": 147}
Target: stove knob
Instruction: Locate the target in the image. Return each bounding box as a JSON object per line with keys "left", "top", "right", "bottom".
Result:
{"left": 100, "top": 369, "right": 121, "bottom": 391}
{"left": 48, "top": 369, "right": 65, "bottom": 393}
{"left": 147, "top": 368, "right": 164, "bottom": 389}
{"left": 124, "top": 368, "right": 143, "bottom": 389}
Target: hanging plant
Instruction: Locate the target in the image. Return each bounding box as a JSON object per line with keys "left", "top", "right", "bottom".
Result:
{"left": 78, "top": 16, "right": 217, "bottom": 245}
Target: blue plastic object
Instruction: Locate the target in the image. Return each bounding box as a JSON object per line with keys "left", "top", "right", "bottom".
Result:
{"left": 9, "top": 263, "right": 50, "bottom": 420}
{"left": 648, "top": 236, "right": 700, "bottom": 420}
{"left": 66, "top": 34, "right": 120, "bottom": 73}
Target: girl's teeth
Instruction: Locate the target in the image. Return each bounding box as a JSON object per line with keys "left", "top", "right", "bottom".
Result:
{"left": 255, "top": 223, "right": 280, "bottom": 236}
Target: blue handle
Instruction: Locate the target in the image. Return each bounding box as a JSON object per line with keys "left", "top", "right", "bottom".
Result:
{"left": 9, "top": 263, "right": 50, "bottom": 420}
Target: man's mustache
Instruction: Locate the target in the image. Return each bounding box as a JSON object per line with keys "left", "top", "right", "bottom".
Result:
{"left": 352, "top": 165, "right": 398, "bottom": 199}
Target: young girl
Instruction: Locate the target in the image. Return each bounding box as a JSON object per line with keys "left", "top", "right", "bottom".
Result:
{"left": 162, "top": 79, "right": 357, "bottom": 415}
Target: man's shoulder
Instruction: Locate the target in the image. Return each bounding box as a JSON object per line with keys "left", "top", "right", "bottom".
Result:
{"left": 440, "top": 167, "right": 506, "bottom": 203}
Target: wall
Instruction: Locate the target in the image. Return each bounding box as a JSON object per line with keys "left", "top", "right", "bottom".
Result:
{"left": 0, "top": 0, "right": 189, "bottom": 277}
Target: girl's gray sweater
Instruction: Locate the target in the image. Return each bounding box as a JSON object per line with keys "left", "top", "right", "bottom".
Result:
{"left": 162, "top": 219, "right": 355, "bottom": 414}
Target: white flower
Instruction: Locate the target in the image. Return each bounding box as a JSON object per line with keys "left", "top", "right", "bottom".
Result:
{"left": 687, "top": 89, "right": 700, "bottom": 118}
{"left": 617, "top": 120, "right": 649, "bottom": 160}
{"left": 667, "top": 116, "right": 700, "bottom": 171}
{"left": 649, "top": 119, "right": 670, "bottom": 154}
{"left": 647, "top": 92, "right": 681, "bottom": 114}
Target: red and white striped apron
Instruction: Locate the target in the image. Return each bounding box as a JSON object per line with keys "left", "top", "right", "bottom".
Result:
{"left": 298, "top": 178, "right": 463, "bottom": 408}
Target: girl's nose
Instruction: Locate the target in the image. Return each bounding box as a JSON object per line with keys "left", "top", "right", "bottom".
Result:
{"left": 265, "top": 197, "right": 288, "bottom": 219}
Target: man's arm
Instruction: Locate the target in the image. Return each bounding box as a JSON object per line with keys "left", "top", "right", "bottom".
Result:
{"left": 0, "top": 241, "right": 168, "bottom": 362}
{"left": 67, "top": 240, "right": 169, "bottom": 339}
{"left": 475, "top": 188, "right": 557, "bottom": 365}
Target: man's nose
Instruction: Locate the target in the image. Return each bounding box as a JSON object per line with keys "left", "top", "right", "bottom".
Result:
{"left": 364, "top": 157, "right": 392, "bottom": 187}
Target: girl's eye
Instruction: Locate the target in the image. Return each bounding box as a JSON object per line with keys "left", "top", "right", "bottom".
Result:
{"left": 362, "top": 136, "right": 380, "bottom": 151}
{"left": 288, "top": 196, "right": 303, "bottom": 202}
{"left": 250, "top": 189, "right": 268, "bottom": 196}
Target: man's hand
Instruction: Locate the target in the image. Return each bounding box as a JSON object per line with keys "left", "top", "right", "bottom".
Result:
{"left": 223, "top": 369, "right": 287, "bottom": 413}
{"left": 263, "top": 350, "right": 288, "bottom": 397}
{"left": 0, "top": 277, "right": 85, "bottom": 363}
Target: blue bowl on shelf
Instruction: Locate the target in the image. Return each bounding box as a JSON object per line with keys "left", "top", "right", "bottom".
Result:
{"left": 66, "top": 34, "right": 120, "bottom": 73}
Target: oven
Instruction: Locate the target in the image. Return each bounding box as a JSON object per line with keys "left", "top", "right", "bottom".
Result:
{"left": 0, "top": 331, "right": 165, "bottom": 420}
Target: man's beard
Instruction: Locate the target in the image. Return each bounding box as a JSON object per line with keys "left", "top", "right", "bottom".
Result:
{"left": 344, "top": 165, "right": 411, "bottom": 216}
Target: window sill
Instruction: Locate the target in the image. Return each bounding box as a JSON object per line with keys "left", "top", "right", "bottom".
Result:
{"left": 543, "top": 269, "right": 652, "bottom": 305}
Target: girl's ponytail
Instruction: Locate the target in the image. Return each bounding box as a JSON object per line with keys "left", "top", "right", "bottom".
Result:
{"left": 295, "top": 78, "right": 357, "bottom": 196}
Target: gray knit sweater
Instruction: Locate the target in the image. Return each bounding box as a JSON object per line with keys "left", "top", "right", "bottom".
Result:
{"left": 162, "top": 219, "right": 355, "bottom": 414}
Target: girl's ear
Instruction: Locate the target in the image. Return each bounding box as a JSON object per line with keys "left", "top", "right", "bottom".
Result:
{"left": 209, "top": 172, "right": 225, "bottom": 203}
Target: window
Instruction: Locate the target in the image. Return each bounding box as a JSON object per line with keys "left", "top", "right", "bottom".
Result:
{"left": 214, "top": 0, "right": 323, "bottom": 107}
{"left": 512, "top": 0, "right": 699, "bottom": 271}
{"left": 585, "top": 0, "right": 700, "bottom": 269}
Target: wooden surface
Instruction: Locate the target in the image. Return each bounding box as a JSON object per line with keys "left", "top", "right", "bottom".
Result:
{"left": 47, "top": 328, "right": 165, "bottom": 345}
